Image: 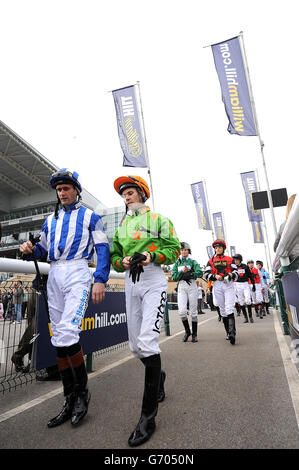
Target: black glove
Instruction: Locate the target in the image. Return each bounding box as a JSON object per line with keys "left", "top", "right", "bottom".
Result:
{"left": 129, "top": 252, "right": 147, "bottom": 284}
{"left": 252, "top": 284, "right": 256, "bottom": 292}
{"left": 181, "top": 270, "right": 193, "bottom": 285}
{"left": 20, "top": 233, "right": 40, "bottom": 261}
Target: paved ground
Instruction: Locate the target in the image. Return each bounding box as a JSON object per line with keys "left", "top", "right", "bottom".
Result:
{"left": 1, "top": 306, "right": 299, "bottom": 451}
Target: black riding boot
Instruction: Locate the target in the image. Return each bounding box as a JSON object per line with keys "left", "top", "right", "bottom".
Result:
{"left": 47, "top": 347, "right": 76, "bottom": 428}
{"left": 227, "top": 313, "right": 236, "bottom": 345}
{"left": 247, "top": 305, "right": 254, "bottom": 323}
{"left": 262, "top": 302, "right": 267, "bottom": 316}
{"left": 47, "top": 393, "right": 76, "bottom": 428}
{"left": 129, "top": 354, "right": 161, "bottom": 447}
{"left": 182, "top": 319, "right": 191, "bottom": 342}
{"left": 241, "top": 306, "right": 248, "bottom": 323}
{"left": 143, "top": 358, "right": 166, "bottom": 403}
{"left": 222, "top": 316, "right": 230, "bottom": 340}
{"left": 258, "top": 304, "right": 263, "bottom": 319}
{"left": 68, "top": 343, "right": 91, "bottom": 426}
{"left": 192, "top": 321, "right": 198, "bottom": 342}
{"left": 158, "top": 370, "right": 166, "bottom": 402}
{"left": 266, "top": 302, "right": 270, "bottom": 314}
{"left": 216, "top": 306, "right": 221, "bottom": 322}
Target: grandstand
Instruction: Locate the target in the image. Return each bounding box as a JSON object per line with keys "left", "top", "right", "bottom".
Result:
{"left": 0, "top": 119, "right": 125, "bottom": 267}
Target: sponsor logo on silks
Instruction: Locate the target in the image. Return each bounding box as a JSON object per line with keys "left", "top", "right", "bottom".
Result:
{"left": 71, "top": 289, "right": 89, "bottom": 326}
{"left": 153, "top": 291, "right": 167, "bottom": 334}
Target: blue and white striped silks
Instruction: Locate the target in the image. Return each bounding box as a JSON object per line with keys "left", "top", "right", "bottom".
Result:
{"left": 33, "top": 202, "right": 110, "bottom": 283}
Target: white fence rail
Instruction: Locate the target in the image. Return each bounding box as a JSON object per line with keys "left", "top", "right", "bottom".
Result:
{"left": 0, "top": 258, "right": 125, "bottom": 279}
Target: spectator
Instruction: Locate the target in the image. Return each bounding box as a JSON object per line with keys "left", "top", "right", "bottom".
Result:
{"left": 2, "top": 292, "right": 8, "bottom": 319}
{"left": 22, "top": 288, "right": 29, "bottom": 319}
{"left": 11, "top": 274, "right": 45, "bottom": 373}
{"left": 12, "top": 281, "right": 24, "bottom": 324}
{"left": 196, "top": 279, "right": 205, "bottom": 314}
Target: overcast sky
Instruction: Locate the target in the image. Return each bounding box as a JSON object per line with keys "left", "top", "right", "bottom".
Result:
{"left": 2, "top": 0, "right": 298, "bottom": 272}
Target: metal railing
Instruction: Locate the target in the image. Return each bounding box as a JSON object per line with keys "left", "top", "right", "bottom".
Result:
{"left": 273, "top": 195, "right": 299, "bottom": 336}
{"left": 0, "top": 280, "right": 38, "bottom": 393}
{"left": 273, "top": 195, "right": 299, "bottom": 272}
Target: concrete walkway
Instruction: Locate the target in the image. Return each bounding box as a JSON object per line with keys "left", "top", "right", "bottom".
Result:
{"left": 1, "top": 307, "right": 299, "bottom": 450}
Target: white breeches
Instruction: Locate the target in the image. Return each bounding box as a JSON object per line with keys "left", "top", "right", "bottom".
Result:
{"left": 234, "top": 282, "right": 252, "bottom": 306}
{"left": 47, "top": 259, "right": 92, "bottom": 348}
{"left": 212, "top": 280, "right": 235, "bottom": 318}
{"left": 177, "top": 279, "right": 198, "bottom": 322}
{"left": 249, "top": 283, "right": 263, "bottom": 304}
{"left": 125, "top": 264, "right": 167, "bottom": 359}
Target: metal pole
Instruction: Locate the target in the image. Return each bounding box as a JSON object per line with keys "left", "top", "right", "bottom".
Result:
{"left": 221, "top": 212, "right": 229, "bottom": 255}
{"left": 238, "top": 32, "right": 278, "bottom": 238}
{"left": 136, "top": 82, "right": 155, "bottom": 211}
{"left": 86, "top": 353, "right": 93, "bottom": 373}
{"left": 255, "top": 169, "right": 273, "bottom": 274}
{"left": 203, "top": 179, "right": 215, "bottom": 242}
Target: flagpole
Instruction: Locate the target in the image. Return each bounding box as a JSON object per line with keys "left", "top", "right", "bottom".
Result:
{"left": 255, "top": 168, "right": 273, "bottom": 274}
{"left": 203, "top": 179, "right": 215, "bottom": 241}
{"left": 221, "top": 212, "right": 230, "bottom": 255}
{"left": 238, "top": 31, "right": 278, "bottom": 239}
{"left": 135, "top": 81, "right": 155, "bottom": 211}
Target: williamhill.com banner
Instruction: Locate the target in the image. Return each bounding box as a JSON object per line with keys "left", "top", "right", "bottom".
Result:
{"left": 112, "top": 85, "right": 147, "bottom": 168}
{"left": 230, "top": 246, "right": 236, "bottom": 256}
{"left": 35, "top": 292, "right": 127, "bottom": 370}
{"left": 211, "top": 36, "right": 257, "bottom": 136}
{"left": 252, "top": 221, "right": 264, "bottom": 244}
{"left": 212, "top": 212, "right": 225, "bottom": 240}
{"left": 191, "top": 182, "right": 211, "bottom": 230}
{"left": 241, "top": 171, "right": 262, "bottom": 223}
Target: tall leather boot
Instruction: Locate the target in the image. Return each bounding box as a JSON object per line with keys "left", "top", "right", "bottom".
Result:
{"left": 182, "top": 319, "right": 191, "bottom": 342}
{"left": 47, "top": 347, "right": 76, "bottom": 428}
{"left": 216, "top": 306, "right": 221, "bottom": 322}
{"left": 142, "top": 358, "right": 166, "bottom": 402}
{"left": 266, "top": 302, "right": 270, "bottom": 314}
{"left": 158, "top": 370, "right": 166, "bottom": 402}
{"left": 258, "top": 304, "right": 263, "bottom": 319}
{"left": 191, "top": 321, "right": 198, "bottom": 342}
{"left": 241, "top": 306, "right": 248, "bottom": 323}
{"left": 47, "top": 393, "right": 76, "bottom": 428}
{"left": 129, "top": 354, "right": 161, "bottom": 447}
{"left": 222, "top": 316, "right": 230, "bottom": 340}
{"left": 247, "top": 305, "right": 254, "bottom": 323}
{"left": 262, "top": 302, "right": 267, "bottom": 316}
{"left": 67, "top": 343, "right": 91, "bottom": 426}
{"left": 227, "top": 313, "right": 236, "bottom": 345}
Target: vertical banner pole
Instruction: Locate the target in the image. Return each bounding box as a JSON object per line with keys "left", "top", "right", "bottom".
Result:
{"left": 136, "top": 81, "right": 155, "bottom": 211}
{"left": 203, "top": 179, "right": 215, "bottom": 241}
{"left": 222, "top": 212, "right": 230, "bottom": 255}
{"left": 255, "top": 168, "right": 273, "bottom": 274}
{"left": 238, "top": 32, "right": 277, "bottom": 238}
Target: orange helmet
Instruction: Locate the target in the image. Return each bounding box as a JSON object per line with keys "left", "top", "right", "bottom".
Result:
{"left": 114, "top": 175, "right": 150, "bottom": 202}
